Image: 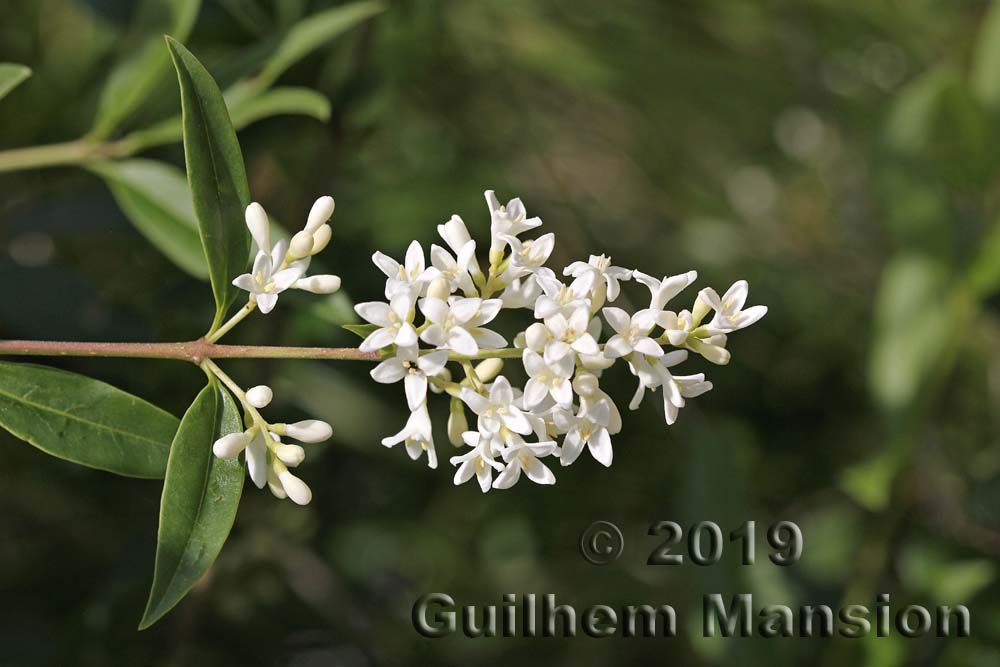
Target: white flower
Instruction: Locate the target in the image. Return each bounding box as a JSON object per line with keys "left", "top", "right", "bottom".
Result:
{"left": 245, "top": 428, "right": 271, "bottom": 488}
{"left": 461, "top": 376, "right": 532, "bottom": 437}
{"left": 486, "top": 190, "right": 542, "bottom": 252}
{"left": 450, "top": 431, "right": 504, "bottom": 492}
{"left": 354, "top": 290, "right": 419, "bottom": 352}
{"left": 429, "top": 241, "right": 477, "bottom": 296}
{"left": 633, "top": 270, "right": 698, "bottom": 310}
{"left": 655, "top": 309, "right": 698, "bottom": 346}
{"left": 372, "top": 240, "right": 440, "bottom": 298}
{"left": 602, "top": 307, "right": 664, "bottom": 358}
{"left": 438, "top": 214, "right": 483, "bottom": 277}
{"left": 493, "top": 435, "right": 558, "bottom": 489}
{"left": 699, "top": 280, "right": 767, "bottom": 334}
{"left": 370, "top": 345, "right": 449, "bottom": 410}
{"left": 556, "top": 398, "right": 615, "bottom": 467}
{"left": 533, "top": 273, "right": 590, "bottom": 320}
{"left": 522, "top": 347, "right": 574, "bottom": 408}
{"left": 500, "top": 267, "right": 553, "bottom": 309}
{"left": 232, "top": 237, "right": 305, "bottom": 314}
{"left": 564, "top": 254, "right": 632, "bottom": 301}
{"left": 419, "top": 296, "right": 505, "bottom": 356}
{"left": 626, "top": 350, "right": 712, "bottom": 424}
{"left": 382, "top": 402, "right": 438, "bottom": 468}
{"left": 501, "top": 232, "right": 555, "bottom": 280}
{"left": 542, "top": 305, "right": 601, "bottom": 359}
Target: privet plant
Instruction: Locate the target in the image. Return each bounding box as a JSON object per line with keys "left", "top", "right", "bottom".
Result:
{"left": 0, "top": 35, "right": 765, "bottom": 629}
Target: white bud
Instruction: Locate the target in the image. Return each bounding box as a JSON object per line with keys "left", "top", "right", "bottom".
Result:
{"left": 474, "top": 358, "right": 503, "bottom": 383}
{"left": 426, "top": 277, "right": 450, "bottom": 301}
{"left": 245, "top": 385, "right": 273, "bottom": 408}
{"left": 524, "top": 322, "right": 549, "bottom": 352}
{"left": 279, "top": 470, "right": 313, "bottom": 505}
{"left": 285, "top": 419, "right": 332, "bottom": 443}
{"left": 213, "top": 432, "right": 249, "bottom": 459}
{"left": 245, "top": 202, "right": 270, "bottom": 251}
{"left": 305, "top": 196, "right": 335, "bottom": 233}
{"left": 572, "top": 372, "right": 599, "bottom": 397}
{"left": 447, "top": 400, "right": 468, "bottom": 447}
{"left": 267, "top": 467, "right": 287, "bottom": 499}
{"left": 311, "top": 224, "right": 332, "bottom": 254}
{"left": 692, "top": 294, "right": 712, "bottom": 325}
{"left": 275, "top": 443, "right": 306, "bottom": 467}
{"left": 693, "top": 340, "right": 731, "bottom": 365}
{"left": 288, "top": 230, "right": 314, "bottom": 259}
{"left": 295, "top": 274, "right": 341, "bottom": 294}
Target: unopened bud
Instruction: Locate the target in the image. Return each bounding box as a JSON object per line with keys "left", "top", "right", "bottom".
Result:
{"left": 266, "top": 467, "right": 287, "bottom": 499}
{"left": 245, "top": 385, "right": 273, "bottom": 408}
{"left": 288, "top": 230, "right": 314, "bottom": 259}
{"left": 692, "top": 295, "right": 712, "bottom": 325}
{"left": 311, "top": 224, "right": 332, "bottom": 254}
{"left": 245, "top": 202, "right": 270, "bottom": 251}
{"left": 295, "top": 274, "right": 341, "bottom": 294}
{"left": 447, "top": 399, "right": 468, "bottom": 447}
{"left": 572, "top": 372, "right": 599, "bottom": 397}
{"left": 278, "top": 470, "right": 313, "bottom": 505}
{"left": 213, "top": 432, "right": 249, "bottom": 459}
{"left": 285, "top": 419, "right": 333, "bottom": 443}
{"left": 275, "top": 443, "right": 306, "bottom": 467}
{"left": 305, "top": 196, "right": 335, "bottom": 233}
{"left": 524, "top": 322, "right": 548, "bottom": 352}
{"left": 693, "top": 339, "right": 730, "bottom": 365}
{"left": 426, "top": 277, "right": 450, "bottom": 301}
{"left": 474, "top": 358, "right": 503, "bottom": 383}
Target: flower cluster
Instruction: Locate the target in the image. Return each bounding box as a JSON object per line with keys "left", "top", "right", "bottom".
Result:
{"left": 210, "top": 197, "right": 340, "bottom": 504}
{"left": 355, "top": 190, "right": 767, "bottom": 492}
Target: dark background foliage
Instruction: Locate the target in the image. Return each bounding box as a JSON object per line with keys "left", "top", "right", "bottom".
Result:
{"left": 3, "top": 0, "right": 1000, "bottom": 665}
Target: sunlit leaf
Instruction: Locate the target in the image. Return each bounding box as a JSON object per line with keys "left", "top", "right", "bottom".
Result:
{"left": 0, "top": 361, "right": 177, "bottom": 478}
{"left": 0, "top": 63, "right": 31, "bottom": 102}
{"left": 229, "top": 87, "right": 331, "bottom": 126}
{"left": 166, "top": 37, "right": 252, "bottom": 333}
{"left": 91, "top": 0, "right": 201, "bottom": 138}
{"left": 139, "top": 380, "right": 244, "bottom": 629}
{"left": 88, "top": 159, "right": 208, "bottom": 279}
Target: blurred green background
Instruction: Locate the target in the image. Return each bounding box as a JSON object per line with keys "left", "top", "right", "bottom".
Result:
{"left": 4, "top": 0, "right": 1000, "bottom": 664}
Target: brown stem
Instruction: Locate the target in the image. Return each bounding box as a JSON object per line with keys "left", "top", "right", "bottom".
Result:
{"left": 0, "top": 339, "right": 380, "bottom": 364}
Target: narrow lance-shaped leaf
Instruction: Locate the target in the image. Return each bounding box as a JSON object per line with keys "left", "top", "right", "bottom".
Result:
{"left": 88, "top": 159, "right": 208, "bottom": 279}
{"left": 90, "top": 0, "right": 201, "bottom": 138}
{"left": 166, "top": 37, "right": 252, "bottom": 333}
{"left": 0, "top": 361, "right": 177, "bottom": 478}
{"left": 0, "top": 63, "right": 31, "bottom": 102}
{"left": 140, "top": 380, "right": 245, "bottom": 629}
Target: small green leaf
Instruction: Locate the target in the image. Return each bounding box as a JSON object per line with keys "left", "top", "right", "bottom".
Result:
{"left": 166, "top": 37, "right": 252, "bottom": 333}
{"left": 0, "top": 362, "right": 177, "bottom": 478}
{"left": 0, "top": 63, "right": 31, "bottom": 102}
{"left": 91, "top": 0, "right": 201, "bottom": 138}
{"left": 250, "top": 1, "right": 384, "bottom": 92}
{"left": 140, "top": 380, "right": 244, "bottom": 630}
{"left": 230, "top": 87, "right": 331, "bottom": 126}
{"left": 88, "top": 159, "right": 208, "bottom": 279}
{"left": 342, "top": 323, "right": 377, "bottom": 339}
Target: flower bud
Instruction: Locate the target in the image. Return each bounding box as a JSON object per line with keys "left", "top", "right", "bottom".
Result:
{"left": 285, "top": 419, "right": 333, "bottom": 443}
{"left": 278, "top": 470, "right": 313, "bottom": 505}
{"left": 213, "top": 431, "right": 249, "bottom": 459}
{"left": 295, "top": 274, "right": 341, "bottom": 294}
{"left": 275, "top": 443, "right": 306, "bottom": 467}
{"left": 572, "top": 372, "right": 599, "bottom": 397}
{"left": 311, "top": 224, "right": 333, "bottom": 254}
{"left": 691, "top": 339, "right": 730, "bottom": 365}
{"left": 474, "top": 358, "right": 503, "bottom": 383}
{"left": 288, "top": 230, "right": 314, "bottom": 259}
{"left": 426, "top": 277, "right": 450, "bottom": 301}
{"left": 692, "top": 294, "right": 712, "bottom": 326}
{"left": 245, "top": 202, "right": 270, "bottom": 251}
{"left": 447, "top": 399, "right": 468, "bottom": 447}
{"left": 305, "top": 196, "right": 335, "bottom": 233}
{"left": 524, "top": 322, "right": 549, "bottom": 352}
{"left": 267, "top": 467, "right": 287, "bottom": 499}
{"left": 245, "top": 385, "right": 273, "bottom": 408}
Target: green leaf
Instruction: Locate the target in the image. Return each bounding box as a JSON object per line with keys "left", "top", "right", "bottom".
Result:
{"left": 88, "top": 159, "right": 208, "bottom": 279}
{"left": 140, "top": 380, "right": 245, "bottom": 630}
{"left": 230, "top": 87, "right": 331, "bottom": 126}
{"left": 342, "top": 323, "right": 377, "bottom": 339}
{"left": 0, "top": 63, "right": 31, "bottom": 102}
{"left": 91, "top": 0, "right": 201, "bottom": 138}
{"left": 166, "top": 37, "right": 252, "bottom": 333}
{"left": 249, "top": 1, "right": 385, "bottom": 93}
{"left": 0, "top": 361, "right": 177, "bottom": 478}
{"left": 972, "top": 0, "right": 1000, "bottom": 109}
